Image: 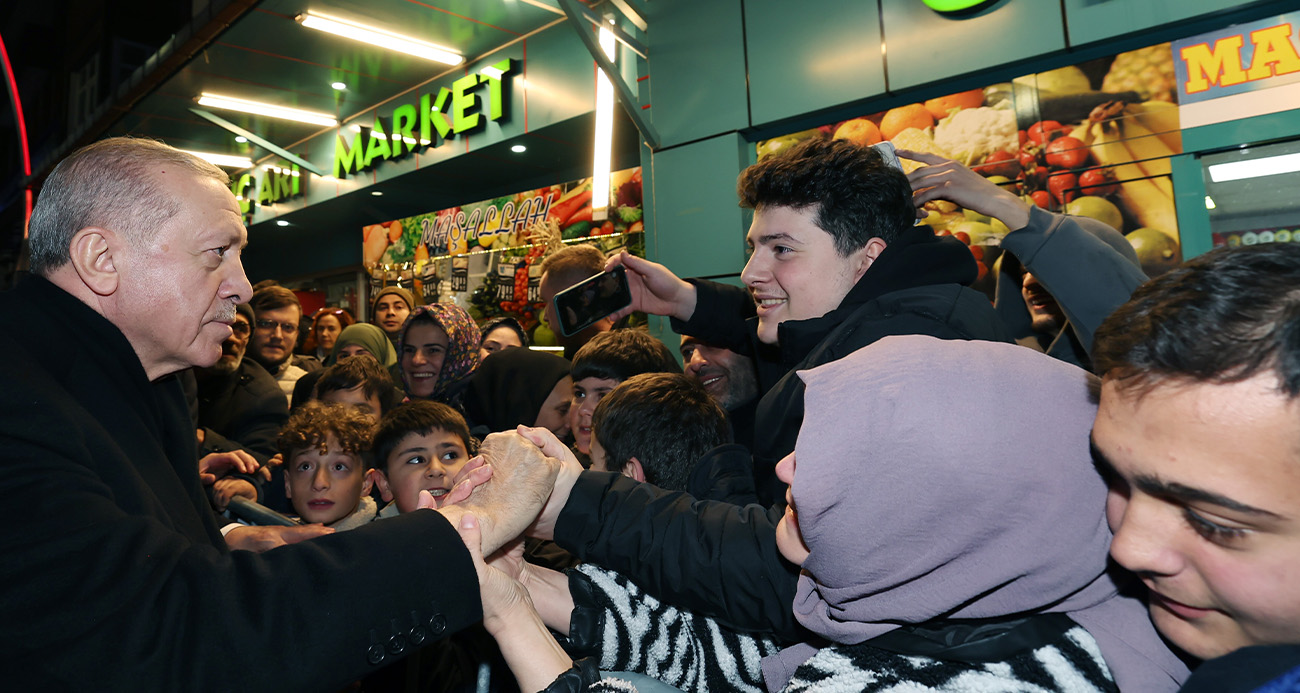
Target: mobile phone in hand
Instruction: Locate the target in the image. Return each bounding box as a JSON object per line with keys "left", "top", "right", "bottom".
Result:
{"left": 552, "top": 265, "right": 633, "bottom": 338}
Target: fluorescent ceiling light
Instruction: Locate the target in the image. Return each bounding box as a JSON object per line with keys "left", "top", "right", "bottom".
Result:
{"left": 591, "top": 22, "right": 616, "bottom": 221}
{"left": 1208, "top": 152, "right": 1300, "bottom": 183}
{"left": 276, "top": 220, "right": 290, "bottom": 227}
{"left": 331, "top": 81, "right": 347, "bottom": 90}
{"left": 371, "top": 191, "right": 384, "bottom": 196}
{"left": 235, "top": 136, "right": 248, "bottom": 143}
{"left": 197, "top": 92, "right": 338, "bottom": 127}
{"left": 181, "top": 149, "right": 253, "bottom": 168}
{"left": 298, "top": 11, "right": 463, "bottom": 65}
{"left": 511, "top": 144, "right": 527, "bottom": 153}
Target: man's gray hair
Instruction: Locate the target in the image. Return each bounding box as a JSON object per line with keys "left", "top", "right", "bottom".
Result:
{"left": 27, "top": 137, "right": 230, "bottom": 276}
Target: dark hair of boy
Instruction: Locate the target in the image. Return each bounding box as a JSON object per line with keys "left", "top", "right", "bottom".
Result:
{"left": 737, "top": 136, "right": 915, "bottom": 252}
{"left": 249, "top": 284, "right": 301, "bottom": 313}
{"left": 314, "top": 354, "right": 402, "bottom": 415}
{"left": 1093, "top": 242, "right": 1300, "bottom": 398}
{"left": 372, "top": 400, "right": 477, "bottom": 474}
{"left": 591, "top": 372, "right": 731, "bottom": 492}
{"left": 276, "top": 401, "right": 374, "bottom": 460}
{"left": 570, "top": 328, "right": 681, "bottom": 383}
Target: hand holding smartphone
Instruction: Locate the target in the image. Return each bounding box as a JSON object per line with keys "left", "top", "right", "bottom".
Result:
{"left": 552, "top": 265, "right": 633, "bottom": 337}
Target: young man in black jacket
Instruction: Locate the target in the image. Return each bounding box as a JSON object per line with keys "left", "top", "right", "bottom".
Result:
{"left": 517, "top": 137, "right": 1012, "bottom": 640}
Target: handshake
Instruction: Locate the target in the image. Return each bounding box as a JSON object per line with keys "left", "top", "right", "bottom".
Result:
{"left": 421, "top": 426, "right": 583, "bottom": 557}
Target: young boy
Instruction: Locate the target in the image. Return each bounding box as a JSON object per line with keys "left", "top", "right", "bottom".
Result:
{"left": 371, "top": 400, "right": 476, "bottom": 518}
{"left": 278, "top": 401, "right": 376, "bottom": 530}
{"left": 568, "top": 328, "right": 681, "bottom": 457}
{"left": 590, "top": 372, "right": 755, "bottom": 503}
{"left": 313, "top": 354, "right": 401, "bottom": 422}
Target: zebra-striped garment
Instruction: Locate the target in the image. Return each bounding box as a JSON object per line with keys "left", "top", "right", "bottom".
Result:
{"left": 573, "top": 565, "right": 1119, "bottom": 693}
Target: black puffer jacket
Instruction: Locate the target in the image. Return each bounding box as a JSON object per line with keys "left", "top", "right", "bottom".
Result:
{"left": 555, "top": 226, "right": 1013, "bottom": 640}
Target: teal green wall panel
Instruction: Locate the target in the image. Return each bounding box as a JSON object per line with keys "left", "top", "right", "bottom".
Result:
{"left": 645, "top": 0, "right": 749, "bottom": 147}
{"left": 649, "top": 133, "right": 751, "bottom": 279}
{"left": 880, "top": 0, "right": 1065, "bottom": 92}
{"left": 1170, "top": 153, "right": 1212, "bottom": 261}
{"left": 1064, "top": 0, "right": 1262, "bottom": 47}
{"left": 1182, "top": 109, "right": 1300, "bottom": 155}
{"left": 744, "top": 0, "right": 886, "bottom": 127}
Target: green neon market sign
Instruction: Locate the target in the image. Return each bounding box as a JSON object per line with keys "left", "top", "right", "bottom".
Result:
{"left": 334, "top": 58, "right": 517, "bottom": 178}
{"left": 231, "top": 164, "right": 303, "bottom": 215}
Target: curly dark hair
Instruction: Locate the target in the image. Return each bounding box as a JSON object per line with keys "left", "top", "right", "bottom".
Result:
{"left": 1093, "top": 243, "right": 1300, "bottom": 397}
{"left": 737, "top": 136, "right": 914, "bottom": 254}
{"left": 277, "top": 401, "right": 375, "bottom": 461}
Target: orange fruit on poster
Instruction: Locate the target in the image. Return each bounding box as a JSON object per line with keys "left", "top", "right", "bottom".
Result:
{"left": 880, "top": 104, "right": 935, "bottom": 141}
{"left": 833, "top": 118, "right": 883, "bottom": 146}
{"left": 923, "top": 88, "right": 985, "bottom": 120}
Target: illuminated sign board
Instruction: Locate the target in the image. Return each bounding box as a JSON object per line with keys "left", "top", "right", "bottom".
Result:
{"left": 335, "top": 58, "right": 517, "bottom": 178}
{"left": 1173, "top": 14, "right": 1300, "bottom": 128}
{"left": 231, "top": 164, "right": 303, "bottom": 214}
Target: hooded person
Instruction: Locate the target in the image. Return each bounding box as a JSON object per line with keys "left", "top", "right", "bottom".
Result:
{"left": 993, "top": 210, "right": 1146, "bottom": 370}
{"left": 397, "top": 304, "right": 481, "bottom": 412}
{"left": 464, "top": 346, "right": 571, "bottom": 439}
{"left": 471, "top": 335, "right": 1188, "bottom": 693}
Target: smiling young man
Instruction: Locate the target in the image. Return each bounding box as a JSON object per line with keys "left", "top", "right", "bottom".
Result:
{"left": 1090, "top": 243, "right": 1300, "bottom": 690}
{"left": 528, "top": 136, "right": 1011, "bottom": 643}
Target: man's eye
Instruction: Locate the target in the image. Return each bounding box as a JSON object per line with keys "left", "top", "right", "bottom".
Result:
{"left": 210, "top": 246, "right": 228, "bottom": 258}
{"left": 1184, "top": 508, "right": 1249, "bottom": 544}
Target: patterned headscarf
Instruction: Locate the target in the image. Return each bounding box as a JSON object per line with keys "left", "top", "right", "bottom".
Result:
{"left": 397, "top": 303, "right": 481, "bottom": 402}
{"left": 762, "top": 335, "right": 1188, "bottom": 692}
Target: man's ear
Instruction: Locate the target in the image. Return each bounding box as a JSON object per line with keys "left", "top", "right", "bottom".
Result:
{"left": 623, "top": 457, "right": 646, "bottom": 483}
{"left": 855, "top": 237, "right": 888, "bottom": 281}
{"left": 368, "top": 468, "right": 394, "bottom": 502}
{"left": 68, "top": 227, "right": 121, "bottom": 297}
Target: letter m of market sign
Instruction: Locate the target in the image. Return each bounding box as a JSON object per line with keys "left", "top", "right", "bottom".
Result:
{"left": 1173, "top": 14, "right": 1300, "bottom": 128}
{"left": 334, "top": 58, "right": 517, "bottom": 178}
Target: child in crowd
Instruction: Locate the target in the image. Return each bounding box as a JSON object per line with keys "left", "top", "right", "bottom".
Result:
{"left": 313, "top": 354, "right": 401, "bottom": 422}
{"left": 371, "top": 400, "right": 476, "bottom": 519}
{"left": 568, "top": 328, "right": 681, "bottom": 458}
{"left": 277, "top": 401, "right": 377, "bottom": 531}
{"left": 365, "top": 401, "right": 519, "bottom": 693}
{"left": 589, "top": 372, "right": 755, "bottom": 504}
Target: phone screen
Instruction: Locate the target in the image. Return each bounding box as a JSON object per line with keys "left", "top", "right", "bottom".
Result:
{"left": 552, "top": 266, "right": 633, "bottom": 337}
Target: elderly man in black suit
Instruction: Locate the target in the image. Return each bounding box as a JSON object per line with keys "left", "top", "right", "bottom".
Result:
{"left": 0, "top": 137, "right": 557, "bottom": 691}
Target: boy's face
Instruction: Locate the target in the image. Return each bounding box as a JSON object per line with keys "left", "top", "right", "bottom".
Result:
{"left": 283, "top": 434, "right": 371, "bottom": 526}
{"left": 571, "top": 376, "right": 620, "bottom": 454}
{"left": 375, "top": 428, "right": 470, "bottom": 513}
{"left": 321, "top": 384, "right": 383, "bottom": 421}
{"left": 1093, "top": 374, "right": 1300, "bottom": 660}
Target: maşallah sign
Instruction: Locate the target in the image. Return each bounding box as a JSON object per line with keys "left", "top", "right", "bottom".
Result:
{"left": 1173, "top": 14, "right": 1300, "bottom": 128}
{"left": 335, "top": 58, "right": 517, "bottom": 178}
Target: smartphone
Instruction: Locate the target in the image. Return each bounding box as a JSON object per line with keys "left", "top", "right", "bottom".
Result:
{"left": 552, "top": 265, "right": 633, "bottom": 338}
{"left": 872, "top": 140, "right": 904, "bottom": 172}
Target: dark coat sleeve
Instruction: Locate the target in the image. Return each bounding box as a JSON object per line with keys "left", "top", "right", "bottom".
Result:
{"left": 554, "top": 471, "right": 803, "bottom": 640}
{"left": 670, "top": 279, "right": 756, "bottom": 356}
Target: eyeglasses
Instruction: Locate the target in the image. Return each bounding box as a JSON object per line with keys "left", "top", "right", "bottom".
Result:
{"left": 255, "top": 318, "right": 299, "bottom": 335}
{"left": 231, "top": 321, "right": 251, "bottom": 336}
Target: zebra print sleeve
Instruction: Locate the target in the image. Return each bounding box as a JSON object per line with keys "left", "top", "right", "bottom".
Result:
{"left": 571, "top": 564, "right": 781, "bottom": 693}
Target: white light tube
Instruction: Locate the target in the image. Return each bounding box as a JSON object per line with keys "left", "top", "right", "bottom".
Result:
{"left": 197, "top": 93, "right": 338, "bottom": 127}
{"left": 591, "top": 23, "right": 616, "bottom": 222}
{"left": 181, "top": 150, "right": 254, "bottom": 168}
{"left": 1208, "top": 152, "right": 1300, "bottom": 183}
{"left": 298, "top": 11, "right": 463, "bottom": 66}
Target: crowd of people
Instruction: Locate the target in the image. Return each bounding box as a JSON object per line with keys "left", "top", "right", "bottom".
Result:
{"left": 1, "top": 134, "right": 1297, "bottom": 693}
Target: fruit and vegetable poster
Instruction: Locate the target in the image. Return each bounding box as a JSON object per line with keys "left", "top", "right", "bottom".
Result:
{"left": 362, "top": 167, "right": 643, "bottom": 269}
{"left": 757, "top": 41, "right": 1184, "bottom": 288}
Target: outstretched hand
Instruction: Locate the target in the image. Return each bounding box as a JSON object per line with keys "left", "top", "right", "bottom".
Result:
{"left": 199, "top": 450, "right": 260, "bottom": 486}
{"left": 225, "top": 523, "right": 333, "bottom": 552}
{"left": 515, "top": 425, "right": 584, "bottom": 541}
{"left": 900, "top": 150, "right": 1031, "bottom": 232}
{"left": 604, "top": 251, "right": 698, "bottom": 323}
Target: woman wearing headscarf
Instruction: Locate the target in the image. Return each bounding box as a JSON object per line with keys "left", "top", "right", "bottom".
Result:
{"left": 291, "top": 323, "right": 398, "bottom": 409}
{"left": 396, "top": 304, "right": 481, "bottom": 413}
{"left": 463, "top": 335, "right": 1189, "bottom": 693}
{"left": 478, "top": 316, "right": 530, "bottom": 362}
{"left": 464, "top": 346, "right": 571, "bottom": 439}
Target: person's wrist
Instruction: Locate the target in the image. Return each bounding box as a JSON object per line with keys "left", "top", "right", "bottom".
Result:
{"left": 673, "top": 281, "right": 698, "bottom": 322}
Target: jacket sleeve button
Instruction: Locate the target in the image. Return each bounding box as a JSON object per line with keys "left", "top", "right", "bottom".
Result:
{"left": 367, "top": 644, "right": 386, "bottom": 666}
{"left": 428, "top": 614, "right": 447, "bottom": 637}
{"left": 409, "top": 625, "right": 429, "bottom": 646}
{"left": 387, "top": 634, "right": 407, "bottom": 657}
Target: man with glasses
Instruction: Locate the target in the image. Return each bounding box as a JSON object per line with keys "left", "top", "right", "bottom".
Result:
{"left": 249, "top": 285, "right": 321, "bottom": 403}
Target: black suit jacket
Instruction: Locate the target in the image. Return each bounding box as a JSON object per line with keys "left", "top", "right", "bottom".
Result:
{"left": 0, "top": 276, "right": 480, "bottom": 691}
